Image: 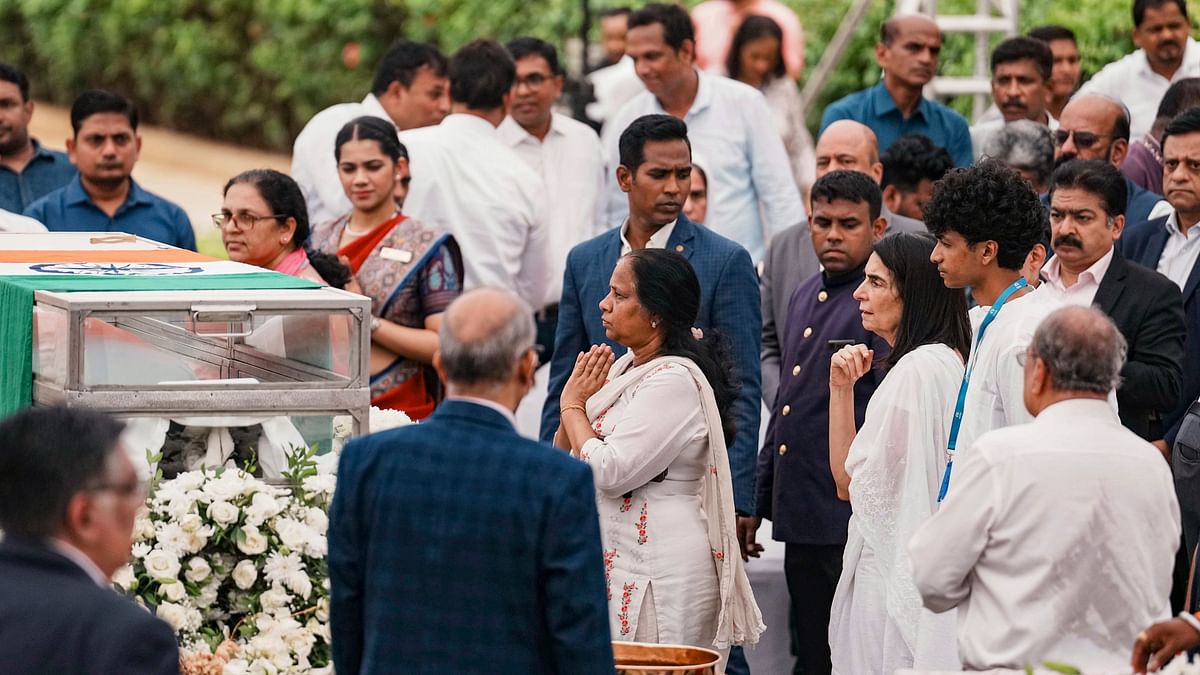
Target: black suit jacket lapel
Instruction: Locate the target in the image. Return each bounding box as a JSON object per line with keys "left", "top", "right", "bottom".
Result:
{"left": 1093, "top": 250, "right": 1128, "bottom": 312}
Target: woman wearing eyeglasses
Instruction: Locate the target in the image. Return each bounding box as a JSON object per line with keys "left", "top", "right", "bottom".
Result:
{"left": 217, "top": 168, "right": 351, "bottom": 288}
{"left": 307, "top": 115, "right": 463, "bottom": 419}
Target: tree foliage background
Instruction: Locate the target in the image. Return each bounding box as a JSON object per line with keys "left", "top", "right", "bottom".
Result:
{"left": 0, "top": 0, "right": 1155, "bottom": 151}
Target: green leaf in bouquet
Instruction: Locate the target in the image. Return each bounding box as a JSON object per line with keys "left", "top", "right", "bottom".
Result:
{"left": 233, "top": 526, "right": 247, "bottom": 546}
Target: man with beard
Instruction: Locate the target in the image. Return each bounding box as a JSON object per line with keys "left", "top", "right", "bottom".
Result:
{"left": 0, "top": 64, "right": 75, "bottom": 213}
{"left": 499, "top": 37, "right": 606, "bottom": 364}
{"left": 1042, "top": 159, "right": 1184, "bottom": 446}
{"left": 821, "top": 15, "right": 972, "bottom": 167}
{"left": 23, "top": 90, "right": 194, "bottom": 250}
{"left": 971, "top": 37, "right": 1057, "bottom": 160}
{"left": 1078, "top": 0, "right": 1200, "bottom": 139}
{"left": 1053, "top": 94, "right": 1166, "bottom": 227}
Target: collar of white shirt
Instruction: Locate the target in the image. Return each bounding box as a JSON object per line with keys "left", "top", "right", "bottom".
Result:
{"left": 437, "top": 113, "right": 498, "bottom": 136}
{"left": 360, "top": 92, "right": 390, "bottom": 120}
{"left": 1042, "top": 246, "right": 1114, "bottom": 293}
{"left": 497, "top": 113, "right": 565, "bottom": 146}
{"left": 49, "top": 538, "right": 109, "bottom": 587}
{"left": 446, "top": 395, "right": 519, "bottom": 429}
{"left": 620, "top": 218, "right": 677, "bottom": 255}
{"left": 1164, "top": 209, "right": 1200, "bottom": 238}
{"left": 650, "top": 69, "right": 713, "bottom": 118}
{"left": 1036, "top": 396, "right": 1119, "bottom": 426}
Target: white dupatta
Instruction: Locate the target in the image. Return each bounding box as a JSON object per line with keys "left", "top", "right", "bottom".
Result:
{"left": 584, "top": 351, "right": 766, "bottom": 648}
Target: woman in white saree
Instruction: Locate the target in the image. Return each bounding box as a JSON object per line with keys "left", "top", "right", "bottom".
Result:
{"left": 827, "top": 232, "right": 972, "bottom": 674}
{"left": 554, "top": 249, "right": 764, "bottom": 658}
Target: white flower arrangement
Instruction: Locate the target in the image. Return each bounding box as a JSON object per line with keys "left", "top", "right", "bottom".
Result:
{"left": 114, "top": 448, "right": 335, "bottom": 672}
{"left": 116, "top": 405, "right": 414, "bottom": 673}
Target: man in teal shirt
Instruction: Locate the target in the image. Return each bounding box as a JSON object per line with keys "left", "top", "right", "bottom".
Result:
{"left": 0, "top": 64, "right": 76, "bottom": 213}
{"left": 821, "top": 15, "right": 973, "bottom": 167}
{"left": 24, "top": 90, "right": 194, "bottom": 250}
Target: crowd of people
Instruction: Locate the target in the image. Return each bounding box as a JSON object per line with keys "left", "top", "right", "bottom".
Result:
{"left": 8, "top": 0, "right": 1200, "bottom": 673}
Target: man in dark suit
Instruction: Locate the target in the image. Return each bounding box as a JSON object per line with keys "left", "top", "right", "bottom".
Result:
{"left": 1043, "top": 159, "right": 1184, "bottom": 444}
{"left": 1122, "top": 108, "right": 1200, "bottom": 570}
{"left": 539, "top": 113, "right": 761, "bottom": 539}
{"left": 762, "top": 119, "right": 925, "bottom": 406}
{"left": 330, "top": 288, "right": 613, "bottom": 675}
{"left": 0, "top": 405, "right": 179, "bottom": 674}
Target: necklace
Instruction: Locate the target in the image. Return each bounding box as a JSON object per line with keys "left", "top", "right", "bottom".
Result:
{"left": 344, "top": 222, "right": 372, "bottom": 237}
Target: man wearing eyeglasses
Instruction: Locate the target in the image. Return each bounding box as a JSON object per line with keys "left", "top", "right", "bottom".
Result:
{"left": 0, "top": 405, "right": 179, "bottom": 673}
{"left": 498, "top": 37, "right": 606, "bottom": 366}
{"left": 1054, "top": 94, "right": 1167, "bottom": 228}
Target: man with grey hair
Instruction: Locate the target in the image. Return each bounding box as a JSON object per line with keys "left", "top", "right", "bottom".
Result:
{"left": 909, "top": 305, "right": 1181, "bottom": 672}
{"left": 329, "top": 288, "right": 613, "bottom": 674}
{"left": 981, "top": 119, "right": 1055, "bottom": 194}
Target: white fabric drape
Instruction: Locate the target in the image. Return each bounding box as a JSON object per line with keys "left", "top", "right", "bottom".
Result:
{"left": 578, "top": 351, "right": 765, "bottom": 650}
{"left": 830, "top": 344, "right": 963, "bottom": 673}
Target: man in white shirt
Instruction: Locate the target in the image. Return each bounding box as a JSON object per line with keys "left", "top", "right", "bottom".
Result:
{"left": 0, "top": 207, "right": 46, "bottom": 232}
{"left": 1045, "top": 159, "right": 1184, "bottom": 445}
{"left": 971, "top": 37, "right": 1058, "bottom": 159}
{"left": 291, "top": 41, "right": 449, "bottom": 225}
{"left": 909, "top": 305, "right": 1181, "bottom": 672}
{"left": 400, "top": 40, "right": 551, "bottom": 310}
{"left": 498, "top": 37, "right": 606, "bottom": 362}
{"left": 1078, "top": 0, "right": 1200, "bottom": 139}
{"left": 600, "top": 3, "right": 803, "bottom": 262}
{"left": 926, "top": 159, "right": 1058, "bottom": 468}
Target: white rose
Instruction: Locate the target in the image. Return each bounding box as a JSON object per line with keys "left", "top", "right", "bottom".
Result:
{"left": 203, "top": 473, "right": 246, "bottom": 502}
{"left": 247, "top": 492, "right": 283, "bottom": 521}
{"left": 184, "top": 557, "right": 211, "bottom": 583}
{"left": 305, "top": 535, "right": 327, "bottom": 559}
{"left": 300, "top": 474, "right": 336, "bottom": 496}
{"left": 111, "top": 564, "right": 136, "bottom": 591}
{"left": 183, "top": 527, "right": 212, "bottom": 555}
{"left": 172, "top": 471, "right": 206, "bottom": 491}
{"left": 179, "top": 513, "right": 204, "bottom": 533}
{"left": 161, "top": 579, "right": 186, "bottom": 602}
{"left": 207, "top": 500, "right": 240, "bottom": 526}
{"left": 259, "top": 585, "right": 291, "bottom": 610}
{"left": 274, "top": 517, "right": 312, "bottom": 553}
{"left": 222, "top": 659, "right": 250, "bottom": 675}
{"left": 144, "top": 549, "right": 182, "bottom": 581}
{"left": 237, "top": 526, "right": 268, "bottom": 555}
{"left": 307, "top": 616, "right": 331, "bottom": 643}
{"left": 156, "top": 601, "right": 188, "bottom": 632}
{"left": 130, "top": 542, "right": 151, "bottom": 559}
{"left": 315, "top": 597, "right": 329, "bottom": 622}
{"left": 303, "top": 507, "right": 328, "bottom": 535}
{"left": 283, "top": 627, "right": 316, "bottom": 658}
{"left": 134, "top": 513, "right": 156, "bottom": 542}
{"left": 232, "top": 559, "right": 258, "bottom": 590}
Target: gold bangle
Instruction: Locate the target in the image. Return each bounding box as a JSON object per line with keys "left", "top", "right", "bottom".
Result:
{"left": 561, "top": 403, "right": 587, "bottom": 418}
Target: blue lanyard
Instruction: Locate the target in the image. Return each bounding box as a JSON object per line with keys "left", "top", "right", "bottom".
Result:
{"left": 937, "top": 277, "right": 1028, "bottom": 503}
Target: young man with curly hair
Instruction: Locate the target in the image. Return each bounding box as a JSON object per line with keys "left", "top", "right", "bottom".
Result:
{"left": 925, "top": 159, "right": 1060, "bottom": 486}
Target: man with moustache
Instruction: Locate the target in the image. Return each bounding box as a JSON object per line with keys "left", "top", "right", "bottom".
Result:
{"left": 1041, "top": 159, "right": 1183, "bottom": 445}
{"left": 499, "top": 37, "right": 606, "bottom": 363}
{"left": 1054, "top": 94, "right": 1165, "bottom": 227}
{"left": 23, "top": 90, "right": 194, "bottom": 250}
{"left": 971, "top": 37, "right": 1058, "bottom": 160}
{"left": 0, "top": 64, "right": 75, "bottom": 213}
{"left": 1079, "top": 0, "right": 1200, "bottom": 139}
{"left": 750, "top": 170, "right": 889, "bottom": 674}
{"left": 821, "top": 15, "right": 972, "bottom": 167}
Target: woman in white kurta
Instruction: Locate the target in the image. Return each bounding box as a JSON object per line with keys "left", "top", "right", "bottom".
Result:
{"left": 555, "top": 249, "right": 763, "bottom": 652}
{"left": 826, "top": 233, "right": 972, "bottom": 674}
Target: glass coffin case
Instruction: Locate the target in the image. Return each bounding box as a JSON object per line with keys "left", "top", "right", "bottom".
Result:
{"left": 31, "top": 287, "right": 371, "bottom": 479}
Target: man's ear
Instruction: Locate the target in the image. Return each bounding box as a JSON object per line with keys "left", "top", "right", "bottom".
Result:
{"left": 882, "top": 184, "right": 902, "bottom": 213}
{"left": 871, "top": 215, "right": 887, "bottom": 241}
{"left": 979, "top": 240, "right": 1000, "bottom": 267}
{"left": 432, "top": 351, "right": 448, "bottom": 386}
{"left": 617, "top": 165, "right": 634, "bottom": 193}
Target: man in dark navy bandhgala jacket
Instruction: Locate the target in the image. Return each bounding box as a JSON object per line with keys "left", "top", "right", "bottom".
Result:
{"left": 330, "top": 288, "right": 613, "bottom": 675}
{"left": 0, "top": 406, "right": 179, "bottom": 675}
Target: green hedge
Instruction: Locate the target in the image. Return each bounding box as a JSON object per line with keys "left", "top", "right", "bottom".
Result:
{"left": 0, "top": 0, "right": 1151, "bottom": 151}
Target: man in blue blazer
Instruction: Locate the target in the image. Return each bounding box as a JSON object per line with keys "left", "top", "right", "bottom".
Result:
{"left": 539, "top": 113, "right": 762, "bottom": 535}
{"left": 329, "top": 288, "right": 613, "bottom": 675}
